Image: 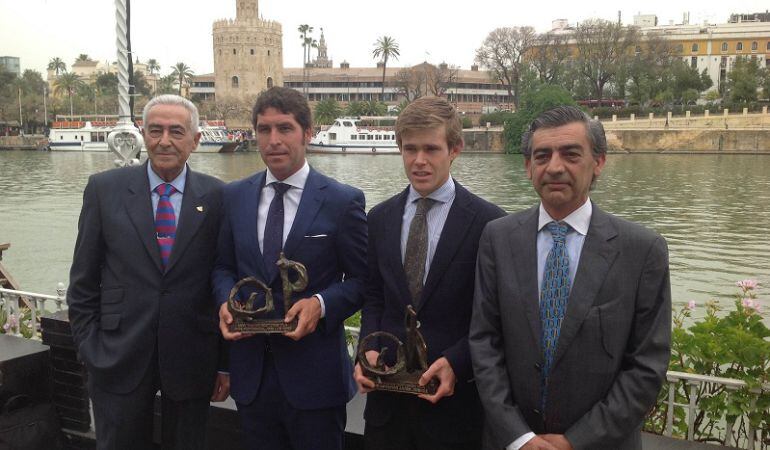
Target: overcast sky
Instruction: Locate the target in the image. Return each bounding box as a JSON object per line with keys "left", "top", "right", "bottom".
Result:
{"left": 1, "top": 0, "right": 768, "bottom": 77}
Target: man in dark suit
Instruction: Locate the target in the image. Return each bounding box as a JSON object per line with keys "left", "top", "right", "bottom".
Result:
{"left": 214, "top": 87, "right": 367, "bottom": 450}
{"left": 470, "top": 106, "right": 671, "bottom": 450}
{"left": 67, "top": 95, "right": 229, "bottom": 450}
{"left": 354, "top": 97, "right": 505, "bottom": 450}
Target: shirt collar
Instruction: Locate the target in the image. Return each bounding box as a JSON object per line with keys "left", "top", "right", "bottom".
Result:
{"left": 407, "top": 176, "right": 455, "bottom": 205}
{"left": 148, "top": 163, "right": 187, "bottom": 194}
{"left": 266, "top": 160, "right": 310, "bottom": 190}
{"left": 538, "top": 198, "right": 592, "bottom": 236}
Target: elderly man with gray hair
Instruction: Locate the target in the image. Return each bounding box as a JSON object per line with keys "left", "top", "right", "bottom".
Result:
{"left": 68, "top": 94, "right": 229, "bottom": 450}
{"left": 470, "top": 106, "right": 671, "bottom": 450}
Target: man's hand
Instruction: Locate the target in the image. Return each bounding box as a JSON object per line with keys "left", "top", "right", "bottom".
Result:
{"left": 541, "top": 434, "right": 573, "bottom": 450}
{"left": 521, "top": 436, "right": 559, "bottom": 450}
{"left": 417, "top": 357, "right": 456, "bottom": 404}
{"left": 210, "top": 372, "right": 230, "bottom": 402}
{"left": 353, "top": 350, "right": 379, "bottom": 393}
{"left": 283, "top": 296, "right": 322, "bottom": 341}
{"left": 218, "top": 302, "right": 252, "bottom": 341}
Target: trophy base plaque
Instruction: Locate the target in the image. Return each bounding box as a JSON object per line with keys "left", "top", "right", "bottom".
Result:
{"left": 370, "top": 371, "right": 438, "bottom": 395}
{"left": 229, "top": 317, "right": 298, "bottom": 334}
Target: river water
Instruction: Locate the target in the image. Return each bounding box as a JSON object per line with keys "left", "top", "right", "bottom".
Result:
{"left": 1, "top": 150, "right": 768, "bottom": 319}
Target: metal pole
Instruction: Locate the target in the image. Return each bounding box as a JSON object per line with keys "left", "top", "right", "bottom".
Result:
{"left": 107, "top": 0, "right": 143, "bottom": 167}
{"left": 18, "top": 86, "right": 23, "bottom": 130}
{"left": 43, "top": 85, "right": 48, "bottom": 129}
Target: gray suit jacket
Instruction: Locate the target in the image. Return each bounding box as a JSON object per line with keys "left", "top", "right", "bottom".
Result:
{"left": 469, "top": 204, "right": 671, "bottom": 450}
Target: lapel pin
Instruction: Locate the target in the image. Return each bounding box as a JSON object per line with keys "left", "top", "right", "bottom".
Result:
{"left": 196, "top": 206, "right": 204, "bottom": 212}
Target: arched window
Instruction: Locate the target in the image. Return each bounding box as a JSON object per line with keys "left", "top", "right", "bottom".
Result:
{"left": 691, "top": 43, "right": 699, "bottom": 52}
{"left": 751, "top": 41, "right": 758, "bottom": 51}
{"left": 767, "top": 41, "right": 770, "bottom": 50}
{"left": 675, "top": 44, "right": 684, "bottom": 53}
{"left": 232, "top": 48, "right": 236, "bottom": 55}
{"left": 721, "top": 42, "right": 728, "bottom": 52}
{"left": 250, "top": 49, "right": 255, "bottom": 55}
{"left": 231, "top": 76, "right": 239, "bottom": 88}
{"left": 268, "top": 50, "right": 271, "bottom": 56}
{"left": 737, "top": 42, "right": 743, "bottom": 52}
{"left": 267, "top": 77, "right": 273, "bottom": 88}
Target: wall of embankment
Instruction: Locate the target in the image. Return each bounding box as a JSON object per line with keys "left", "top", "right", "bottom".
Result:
{"left": 605, "top": 128, "right": 770, "bottom": 153}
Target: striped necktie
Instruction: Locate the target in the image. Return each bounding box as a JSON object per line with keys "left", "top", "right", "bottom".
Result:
{"left": 540, "top": 221, "right": 571, "bottom": 408}
{"left": 154, "top": 183, "right": 177, "bottom": 270}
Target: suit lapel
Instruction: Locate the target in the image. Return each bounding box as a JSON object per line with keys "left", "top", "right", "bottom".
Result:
{"left": 418, "top": 183, "right": 475, "bottom": 312}
{"left": 125, "top": 164, "right": 163, "bottom": 273}
{"left": 282, "top": 169, "right": 325, "bottom": 260}
{"left": 165, "top": 170, "right": 206, "bottom": 273}
{"left": 552, "top": 205, "right": 618, "bottom": 370}
{"left": 511, "top": 207, "right": 542, "bottom": 348}
{"left": 384, "top": 188, "right": 411, "bottom": 309}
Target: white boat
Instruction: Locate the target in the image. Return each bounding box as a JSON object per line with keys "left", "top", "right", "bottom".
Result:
{"left": 48, "top": 116, "right": 238, "bottom": 153}
{"left": 308, "top": 117, "right": 399, "bottom": 154}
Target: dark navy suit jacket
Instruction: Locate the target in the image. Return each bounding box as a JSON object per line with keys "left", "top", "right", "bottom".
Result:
{"left": 212, "top": 167, "right": 367, "bottom": 409}
{"left": 360, "top": 181, "right": 505, "bottom": 443}
{"left": 68, "top": 162, "right": 224, "bottom": 400}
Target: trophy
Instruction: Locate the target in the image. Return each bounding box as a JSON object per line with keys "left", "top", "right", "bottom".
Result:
{"left": 357, "top": 305, "right": 438, "bottom": 395}
{"left": 227, "top": 252, "right": 308, "bottom": 333}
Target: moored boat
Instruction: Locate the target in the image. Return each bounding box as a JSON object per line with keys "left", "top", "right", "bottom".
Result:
{"left": 308, "top": 116, "right": 399, "bottom": 154}
{"left": 48, "top": 116, "right": 238, "bottom": 153}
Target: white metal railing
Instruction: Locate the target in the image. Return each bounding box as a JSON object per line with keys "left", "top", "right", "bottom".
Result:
{"left": 663, "top": 371, "right": 769, "bottom": 449}
{"left": 0, "top": 286, "right": 66, "bottom": 338}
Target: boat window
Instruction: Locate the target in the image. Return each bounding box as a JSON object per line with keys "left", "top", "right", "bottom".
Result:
{"left": 334, "top": 121, "right": 341, "bottom": 126}
{"left": 367, "top": 135, "right": 373, "bottom": 140}
{"left": 329, "top": 133, "right": 336, "bottom": 141}
{"left": 351, "top": 135, "right": 357, "bottom": 140}
{"left": 91, "top": 133, "right": 98, "bottom": 142}
{"left": 343, "top": 121, "right": 353, "bottom": 127}
{"left": 359, "top": 135, "right": 365, "bottom": 140}
{"left": 376, "top": 135, "right": 381, "bottom": 140}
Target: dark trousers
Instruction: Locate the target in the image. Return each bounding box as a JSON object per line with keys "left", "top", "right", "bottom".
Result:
{"left": 364, "top": 394, "right": 481, "bottom": 450}
{"left": 235, "top": 352, "right": 346, "bottom": 450}
{"left": 88, "top": 355, "right": 210, "bottom": 450}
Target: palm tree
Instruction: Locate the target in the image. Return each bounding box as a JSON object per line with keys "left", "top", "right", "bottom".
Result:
{"left": 147, "top": 59, "right": 160, "bottom": 75}
{"left": 372, "top": 36, "right": 400, "bottom": 102}
{"left": 54, "top": 72, "right": 85, "bottom": 116}
{"left": 76, "top": 54, "right": 92, "bottom": 62}
{"left": 314, "top": 98, "right": 342, "bottom": 125}
{"left": 170, "top": 62, "right": 194, "bottom": 96}
{"left": 47, "top": 57, "right": 66, "bottom": 76}
{"left": 298, "top": 24, "right": 314, "bottom": 66}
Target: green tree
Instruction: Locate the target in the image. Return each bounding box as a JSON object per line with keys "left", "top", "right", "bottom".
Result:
{"left": 314, "top": 98, "right": 342, "bottom": 125}
{"left": 54, "top": 72, "right": 85, "bottom": 116}
{"left": 372, "top": 36, "right": 400, "bottom": 102}
{"left": 133, "top": 70, "right": 152, "bottom": 98}
{"left": 156, "top": 74, "right": 177, "bottom": 95}
{"left": 76, "top": 54, "right": 91, "bottom": 62}
{"left": 727, "top": 57, "right": 763, "bottom": 103}
{"left": 573, "top": 19, "right": 638, "bottom": 101}
{"left": 47, "top": 57, "right": 66, "bottom": 76}
{"left": 170, "top": 62, "right": 194, "bottom": 96}
{"left": 502, "top": 84, "right": 576, "bottom": 153}
{"left": 147, "top": 59, "right": 160, "bottom": 75}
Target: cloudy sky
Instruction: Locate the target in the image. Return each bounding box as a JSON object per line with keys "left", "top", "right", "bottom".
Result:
{"left": 1, "top": 0, "right": 768, "bottom": 77}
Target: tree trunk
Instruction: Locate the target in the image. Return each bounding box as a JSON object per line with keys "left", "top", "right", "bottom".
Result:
{"left": 380, "top": 60, "right": 387, "bottom": 102}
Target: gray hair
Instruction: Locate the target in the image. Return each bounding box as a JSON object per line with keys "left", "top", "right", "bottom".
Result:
{"left": 142, "top": 94, "right": 200, "bottom": 134}
{"left": 520, "top": 106, "right": 607, "bottom": 158}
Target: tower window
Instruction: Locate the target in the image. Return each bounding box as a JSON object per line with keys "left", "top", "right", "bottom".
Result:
{"left": 233, "top": 49, "right": 236, "bottom": 55}
{"left": 737, "top": 42, "right": 743, "bottom": 52}
{"left": 721, "top": 42, "right": 728, "bottom": 52}
{"left": 250, "top": 49, "right": 255, "bottom": 55}
{"left": 267, "top": 77, "right": 273, "bottom": 88}
{"left": 232, "top": 76, "right": 239, "bottom": 88}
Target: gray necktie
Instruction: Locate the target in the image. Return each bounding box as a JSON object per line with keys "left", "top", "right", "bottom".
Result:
{"left": 404, "top": 197, "right": 435, "bottom": 306}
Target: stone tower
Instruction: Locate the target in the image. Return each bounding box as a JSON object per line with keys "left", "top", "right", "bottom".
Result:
{"left": 311, "top": 29, "right": 332, "bottom": 69}
{"left": 213, "top": 0, "right": 283, "bottom": 102}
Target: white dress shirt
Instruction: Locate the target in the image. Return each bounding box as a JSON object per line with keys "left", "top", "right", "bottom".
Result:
{"left": 508, "top": 198, "right": 593, "bottom": 450}
{"left": 256, "top": 161, "right": 326, "bottom": 317}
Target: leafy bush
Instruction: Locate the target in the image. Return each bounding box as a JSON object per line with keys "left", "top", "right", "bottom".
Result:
{"left": 645, "top": 281, "right": 769, "bottom": 447}
{"left": 0, "top": 307, "right": 38, "bottom": 339}
{"left": 502, "top": 85, "right": 576, "bottom": 153}
{"left": 479, "top": 111, "right": 515, "bottom": 127}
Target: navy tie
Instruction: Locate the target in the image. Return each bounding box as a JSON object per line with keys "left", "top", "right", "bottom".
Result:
{"left": 540, "top": 221, "right": 571, "bottom": 408}
{"left": 262, "top": 182, "right": 290, "bottom": 280}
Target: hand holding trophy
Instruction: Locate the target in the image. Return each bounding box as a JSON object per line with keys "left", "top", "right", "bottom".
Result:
{"left": 227, "top": 252, "right": 308, "bottom": 333}
{"left": 356, "top": 305, "right": 438, "bottom": 395}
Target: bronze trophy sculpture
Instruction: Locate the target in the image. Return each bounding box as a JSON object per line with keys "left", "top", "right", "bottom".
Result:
{"left": 357, "top": 305, "right": 438, "bottom": 395}
{"left": 227, "top": 252, "right": 308, "bottom": 333}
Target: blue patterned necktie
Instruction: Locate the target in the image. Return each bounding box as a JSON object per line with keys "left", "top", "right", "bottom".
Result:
{"left": 154, "top": 183, "right": 177, "bottom": 270}
{"left": 540, "top": 221, "right": 571, "bottom": 407}
{"left": 262, "top": 182, "right": 290, "bottom": 280}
